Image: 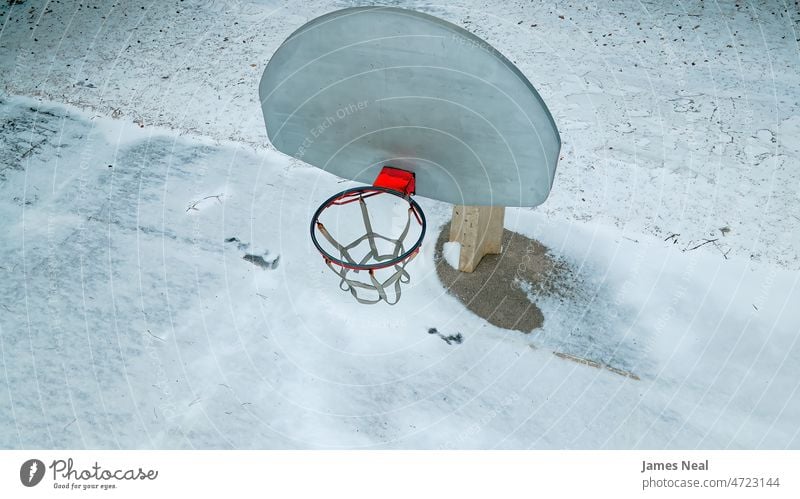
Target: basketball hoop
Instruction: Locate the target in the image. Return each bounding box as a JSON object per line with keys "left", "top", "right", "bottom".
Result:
{"left": 310, "top": 167, "right": 426, "bottom": 305}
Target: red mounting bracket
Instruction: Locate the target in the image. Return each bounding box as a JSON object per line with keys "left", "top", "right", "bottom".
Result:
{"left": 373, "top": 166, "right": 415, "bottom": 196}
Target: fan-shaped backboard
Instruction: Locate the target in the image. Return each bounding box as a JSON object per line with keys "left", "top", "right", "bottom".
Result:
{"left": 259, "top": 7, "right": 560, "bottom": 206}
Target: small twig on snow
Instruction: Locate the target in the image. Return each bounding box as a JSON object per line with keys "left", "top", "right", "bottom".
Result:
{"left": 146, "top": 329, "right": 165, "bottom": 342}
{"left": 685, "top": 238, "right": 718, "bottom": 251}
{"left": 186, "top": 193, "right": 224, "bottom": 212}
{"left": 21, "top": 138, "right": 47, "bottom": 159}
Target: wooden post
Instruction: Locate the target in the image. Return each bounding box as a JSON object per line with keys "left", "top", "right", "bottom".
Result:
{"left": 449, "top": 205, "right": 505, "bottom": 272}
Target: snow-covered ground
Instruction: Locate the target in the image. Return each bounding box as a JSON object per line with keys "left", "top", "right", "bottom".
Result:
{"left": 1, "top": 0, "right": 799, "bottom": 449}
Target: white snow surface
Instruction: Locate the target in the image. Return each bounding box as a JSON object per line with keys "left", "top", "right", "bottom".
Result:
{"left": 0, "top": 1, "right": 799, "bottom": 449}
{"left": 442, "top": 242, "right": 461, "bottom": 270}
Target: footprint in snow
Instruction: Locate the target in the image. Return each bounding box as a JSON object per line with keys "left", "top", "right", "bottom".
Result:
{"left": 225, "top": 237, "right": 280, "bottom": 270}
{"left": 428, "top": 327, "right": 463, "bottom": 345}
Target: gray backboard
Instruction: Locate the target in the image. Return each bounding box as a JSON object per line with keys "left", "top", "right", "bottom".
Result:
{"left": 259, "top": 7, "right": 560, "bottom": 206}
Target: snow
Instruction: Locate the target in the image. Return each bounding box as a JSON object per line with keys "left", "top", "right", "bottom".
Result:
{"left": 1, "top": 0, "right": 799, "bottom": 449}
{"left": 442, "top": 242, "right": 461, "bottom": 270}
{"left": 3, "top": 0, "right": 798, "bottom": 268}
